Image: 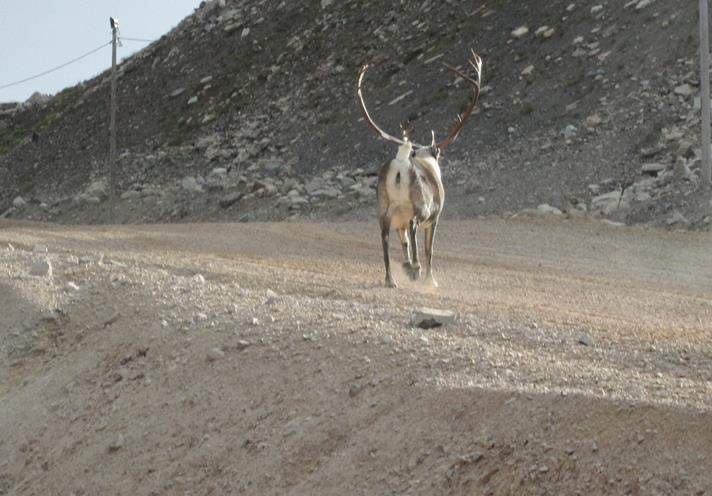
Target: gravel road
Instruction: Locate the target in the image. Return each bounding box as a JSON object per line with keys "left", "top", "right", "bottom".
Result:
{"left": 1, "top": 217, "right": 711, "bottom": 495}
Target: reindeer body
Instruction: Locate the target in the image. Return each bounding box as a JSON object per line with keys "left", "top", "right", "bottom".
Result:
{"left": 377, "top": 141, "right": 445, "bottom": 287}
{"left": 380, "top": 143, "right": 443, "bottom": 228}
{"left": 357, "top": 49, "right": 482, "bottom": 288}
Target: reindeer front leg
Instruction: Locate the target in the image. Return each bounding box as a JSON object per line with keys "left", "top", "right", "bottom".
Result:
{"left": 380, "top": 217, "right": 397, "bottom": 288}
{"left": 397, "top": 228, "right": 412, "bottom": 267}
{"left": 424, "top": 221, "right": 438, "bottom": 287}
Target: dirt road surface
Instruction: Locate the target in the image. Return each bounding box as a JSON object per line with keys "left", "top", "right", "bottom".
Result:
{"left": 1, "top": 217, "right": 712, "bottom": 495}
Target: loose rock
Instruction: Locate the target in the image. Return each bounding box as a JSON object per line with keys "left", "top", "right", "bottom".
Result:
{"left": 413, "top": 307, "right": 457, "bottom": 328}
{"left": 108, "top": 434, "right": 125, "bottom": 452}
{"left": 206, "top": 347, "right": 225, "bottom": 362}
{"left": 30, "top": 259, "right": 52, "bottom": 277}
{"left": 511, "top": 26, "right": 529, "bottom": 38}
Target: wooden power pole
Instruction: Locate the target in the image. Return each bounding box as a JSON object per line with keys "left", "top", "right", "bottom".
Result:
{"left": 109, "top": 17, "right": 119, "bottom": 222}
{"left": 700, "top": 0, "right": 711, "bottom": 189}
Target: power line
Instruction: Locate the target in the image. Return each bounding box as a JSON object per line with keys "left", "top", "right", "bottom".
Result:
{"left": 0, "top": 41, "right": 112, "bottom": 91}
{"left": 120, "top": 36, "right": 156, "bottom": 43}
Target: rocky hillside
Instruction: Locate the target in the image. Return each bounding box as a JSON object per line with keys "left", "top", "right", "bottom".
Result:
{"left": 1, "top": 0, "right": 710, "bottom": 228}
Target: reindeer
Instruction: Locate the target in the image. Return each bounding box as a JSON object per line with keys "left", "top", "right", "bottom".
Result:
{"left": 357, "top": 49, "right": 482, "bottom": 288}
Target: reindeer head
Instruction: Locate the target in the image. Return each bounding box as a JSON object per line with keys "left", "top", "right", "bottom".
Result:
{"left": 357, "top": 49, "right": 483, "bottom": 161}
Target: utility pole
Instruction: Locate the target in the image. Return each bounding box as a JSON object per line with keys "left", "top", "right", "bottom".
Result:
{"left": 109, "top": 17, "right": 119, "bottom": 222}
{"left": 700, "top": 0, "right": 711, "bottom": 189}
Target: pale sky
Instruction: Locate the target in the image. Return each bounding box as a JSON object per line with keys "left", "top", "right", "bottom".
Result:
{"left": 0, "top": 0, "right": 203, "bottom": 103}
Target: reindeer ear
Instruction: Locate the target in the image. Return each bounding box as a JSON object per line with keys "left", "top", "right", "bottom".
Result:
{"left": 429, "top": 131, "right": 440, "bottom": 158}
{"left": 400, "top": 120, "right": 414, "bottom": 141}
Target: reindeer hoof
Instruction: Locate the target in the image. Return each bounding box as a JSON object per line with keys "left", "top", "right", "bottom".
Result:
{"left": 426, "top": 276, "right": 439, "bottom": 288}
{"left": 385, "top": 277, "right": 398, "bottom": 288}
{"left": 405, "top": 264, "right": 421, "bottom": 281}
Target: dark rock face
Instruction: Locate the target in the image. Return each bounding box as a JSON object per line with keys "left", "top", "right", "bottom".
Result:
{"left": 1, "top": 0, "right": 709, "bottom": 229}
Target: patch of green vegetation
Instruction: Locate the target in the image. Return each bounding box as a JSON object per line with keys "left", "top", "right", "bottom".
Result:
{"left": 53, "top": 85, "right": 81, "bottom": 106}
{"left": 38, "top": 112, "right": 60, "bottom": 128}
{"left": 0, "top": 126, "right": 28, "bottom": 156}
{"left": 0, "top": 109, "right": 64, "bottom": 156}
{"left": 424, "top": 34, "right": 453, "bottom": 60}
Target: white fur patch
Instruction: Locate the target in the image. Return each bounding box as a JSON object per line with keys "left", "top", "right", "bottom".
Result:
{"left": 395, "top": 141, "right": 413, "bottom": 161}
{"left": 386, "top": 158, "right": 411, "bottom": 202}
{"left": 386, "top": 143, "right": 415, "bottom": 229}
{"left": 413, "top": 153, "right": 441, "bottom": 181}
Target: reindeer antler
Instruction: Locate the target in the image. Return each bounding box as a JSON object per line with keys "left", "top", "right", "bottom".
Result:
{"left": 357, "top": 50, "right": 482, "bottom": 151}
{"left": 435, "top": 49, "right": 483, "bottom": 150}
{"left": 357, "top": 65, "right": 426, "bottom": 148}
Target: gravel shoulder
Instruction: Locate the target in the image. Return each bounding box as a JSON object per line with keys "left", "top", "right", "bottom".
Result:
{"left": 1, "top": 217, "right": 711, "bottom": 494}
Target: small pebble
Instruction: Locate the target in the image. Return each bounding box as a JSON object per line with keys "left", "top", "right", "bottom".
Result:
{"left": 109, "top": 434, "right": 125, "bottom": 452}
{"left": 206, "top": 347, "right": 225, "bottom": 362}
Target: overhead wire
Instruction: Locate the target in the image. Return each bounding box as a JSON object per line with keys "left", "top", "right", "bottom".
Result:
{"left": 0, "top": 35, "right": 156, "bottom": 92}
{"left": 0, "top": 41, "right": 112, "bottom": 91}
